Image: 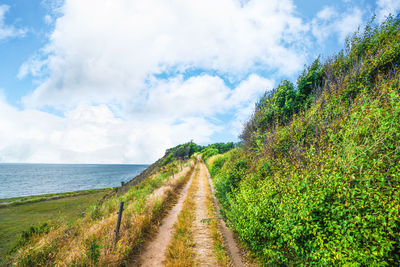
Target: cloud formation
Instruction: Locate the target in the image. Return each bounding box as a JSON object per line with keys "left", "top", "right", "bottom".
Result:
{"left": 4, "top": 0, "right": 308, "bottom": 163}
{"left": 0, "top": 99, "right": 217, "bottom": 163}
{"left": 376, "top": 0, "right": 400, "bottom": 22}
{"left": 311, "top": 6, "right": 363, "bottom": 43}
{"left": 0, "top": 5, "right": 26, "bottom": 40}
{"left": 1, "top": 74, "right": 273, "bottom": 163}
{"left": 20, "top": 0, "right": 306, "bottom": 109}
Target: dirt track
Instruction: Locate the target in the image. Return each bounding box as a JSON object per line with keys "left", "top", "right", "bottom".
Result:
{"left": 136, "top": 160, "right": 246, "bottom": 266}
{"left": 191, "top": 162, "right": 218, "bottom": 266}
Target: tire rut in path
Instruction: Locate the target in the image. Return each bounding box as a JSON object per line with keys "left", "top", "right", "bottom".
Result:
{"left": 191, "top": 163, "right": 218, "bottom": 266}
{"left": 135, "top": 163, "right": 197, "bottom": 267}
{"left": 204, "top": 162, "right": 247, "bottom": 267}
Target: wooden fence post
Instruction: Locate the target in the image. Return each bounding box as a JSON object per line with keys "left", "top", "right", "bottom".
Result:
{"left": 114, "top": 201, "right": 124, "bottom": 243}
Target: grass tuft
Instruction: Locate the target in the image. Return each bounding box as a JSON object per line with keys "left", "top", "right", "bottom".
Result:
{"left": 165, "top": 167, "right": 199, "bottom": 267}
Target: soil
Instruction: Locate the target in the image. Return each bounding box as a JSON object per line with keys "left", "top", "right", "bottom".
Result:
{"left": 191, "top": 163, "right": 218, "bottom": 266}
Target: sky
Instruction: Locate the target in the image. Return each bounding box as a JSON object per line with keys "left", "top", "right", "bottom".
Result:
{"left": 0, "top": 0, "right": 399, "bottom": 164}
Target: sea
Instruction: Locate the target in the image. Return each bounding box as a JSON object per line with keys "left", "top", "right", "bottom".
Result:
{"left": 0, "top": 163, "right": 149, "bottom": 199}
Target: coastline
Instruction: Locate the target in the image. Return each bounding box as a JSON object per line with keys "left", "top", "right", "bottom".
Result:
{"left": 0, "top": 188, "right": 113, "bottom": 207}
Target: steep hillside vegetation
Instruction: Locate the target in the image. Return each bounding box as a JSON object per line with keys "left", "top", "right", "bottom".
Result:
{"left": 208, "top": 16, "right": 400, "bottom": 265}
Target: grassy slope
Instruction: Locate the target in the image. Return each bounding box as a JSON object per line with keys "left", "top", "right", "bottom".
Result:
{"left": 0, "top": 189, "right": 111, "bottom": 260}
{"left": 208, "top": 17, "right": 400, "bottom": 265}
{"left": 7, "top": 158, "right": 195, "bottom": 266}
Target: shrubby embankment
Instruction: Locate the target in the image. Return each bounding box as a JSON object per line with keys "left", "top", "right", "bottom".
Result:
{"left": 208, "top": 16, "right": 400, "bottom": 265}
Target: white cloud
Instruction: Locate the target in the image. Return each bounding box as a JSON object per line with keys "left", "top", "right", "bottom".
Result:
{"left": 336, "top": 8, "right": 364, "bottom": 42}
{"left": 44, "top": 15, "right": 53, "bottom": 25}
{"left": 18, "top": 56, "right": 48, "bottom": 79}
{"left": 228, "top": 74, "right": 273, "bottom": 107}
{"left": 376, "top": 0, "right": 400, "bottom": 22}
{"left": 0, "top": 73, "right": 272, "bottom": 163}
{"left": 0, "top": 5, "right": 27, "bottom": 40}
{"left": 0, "top": 100, "right": 218, "bottom": 163}
{"left": 316, "top": 6, "right": 337, "bottom": 21}
{"left": 21, "top": 0, "right": 307, "bottom": 109}
{"left": 312, "top": 6, "right": 363, "bottom": 43}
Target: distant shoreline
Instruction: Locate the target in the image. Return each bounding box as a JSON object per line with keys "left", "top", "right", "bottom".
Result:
{"left": 0, "top": 188, "right": 112, "bottom": 207}
{"left": 0, "top": 163, "right": 149, "bottom": 199}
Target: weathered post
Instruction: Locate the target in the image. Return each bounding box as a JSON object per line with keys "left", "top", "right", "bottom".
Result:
{"left": 114, "top": 201, "right": 124, "bottom": 243}
{"left": 172, "top": 169, "right": 174, "bottom": 178}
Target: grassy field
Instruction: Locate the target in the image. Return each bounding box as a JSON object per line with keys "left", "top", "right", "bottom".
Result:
{"left": 0, "top": 188, "right": 112, "bottom": 261}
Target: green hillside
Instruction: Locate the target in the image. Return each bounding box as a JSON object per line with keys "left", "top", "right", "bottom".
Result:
{"left": 207, "top": 16, "right": 400, "bottom": 265}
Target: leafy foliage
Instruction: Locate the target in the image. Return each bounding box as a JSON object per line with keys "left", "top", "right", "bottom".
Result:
{"left": 86, "top": 237, "right": 101, "bottom": 264}
{"left": 201, "top": 142, "right": 235, "bottom": 160}
{"left": 209, "top": 16, "right": 400, "bottom": 265}
{"left": 162, "top": 141, "right": 235, "bottom": 164}
{"left": 241, "top": 59, "right": 325, "bottom": 147}
{"left": 162, "top": 141, "right": 202, "bottom": 165}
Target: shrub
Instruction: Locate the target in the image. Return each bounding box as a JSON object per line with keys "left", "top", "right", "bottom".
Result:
{"left": 87, "top": 237, "right": 101, "bottom": 264}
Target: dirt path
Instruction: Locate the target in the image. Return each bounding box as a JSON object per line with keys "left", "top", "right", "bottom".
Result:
{"left": 136, "top": 160, "right": 247, "bottom": 267}
{"left": 136, "top": 163, "right": 197, "bottom": 267}
{"left": 190, "top": 162, "right": 219, "bottom": 266}
{"left": 204, "top": 162, "right": 247, "bottom": 267}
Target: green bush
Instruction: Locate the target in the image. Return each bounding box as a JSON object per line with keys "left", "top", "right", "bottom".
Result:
{"left": 210, "top": 155, "right": 227, "bottom": 177}
{"left": 201, "top": 147, "right": 219, "bottom": 160}
{"left": 87, "top": 237, "right": 101, "bottom": 264}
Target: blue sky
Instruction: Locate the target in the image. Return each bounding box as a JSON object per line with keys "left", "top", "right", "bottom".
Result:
{"left": 0, "top": 0, "right": 399, "bottom": 163}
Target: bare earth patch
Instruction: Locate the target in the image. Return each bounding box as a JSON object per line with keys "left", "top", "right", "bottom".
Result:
{"left": 191, "top": 163, "right": 218, "bottom": 266}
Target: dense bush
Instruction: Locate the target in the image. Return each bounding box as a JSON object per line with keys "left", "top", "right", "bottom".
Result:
{"left": 163, "top": 141, "right": 235, "bottom": 163}
{"left": 201, "top": 142, "right": 236, "bottom": 160}
{"left": 209, "top": 16, "right": 400, "bottom": 265}
{"left": 241, "top": 59, "right": 325, "bottom": 147}
{"left": 162, "top": 142, "right": 203, "bottom": 165}
{"left": 201, "top": 147, "right": 219, "bottom": 160}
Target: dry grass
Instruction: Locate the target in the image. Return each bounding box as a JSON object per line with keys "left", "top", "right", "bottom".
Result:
{"left": 164, "top": 167, "right": 199, "bottom": 267}
{"left": 203, "top": 164, "right": 231, "bottom": 266}
{"left": 9, "top": 160, "right": 195, "bottom": 266}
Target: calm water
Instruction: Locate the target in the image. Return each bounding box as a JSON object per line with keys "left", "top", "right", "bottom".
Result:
{"left": 0, "top": 163, "right": 148, "bottom": 199}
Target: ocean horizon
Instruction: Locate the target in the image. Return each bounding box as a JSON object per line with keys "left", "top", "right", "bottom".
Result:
{"left": 0, "top": 163, "right": 149, "bottom": 199}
